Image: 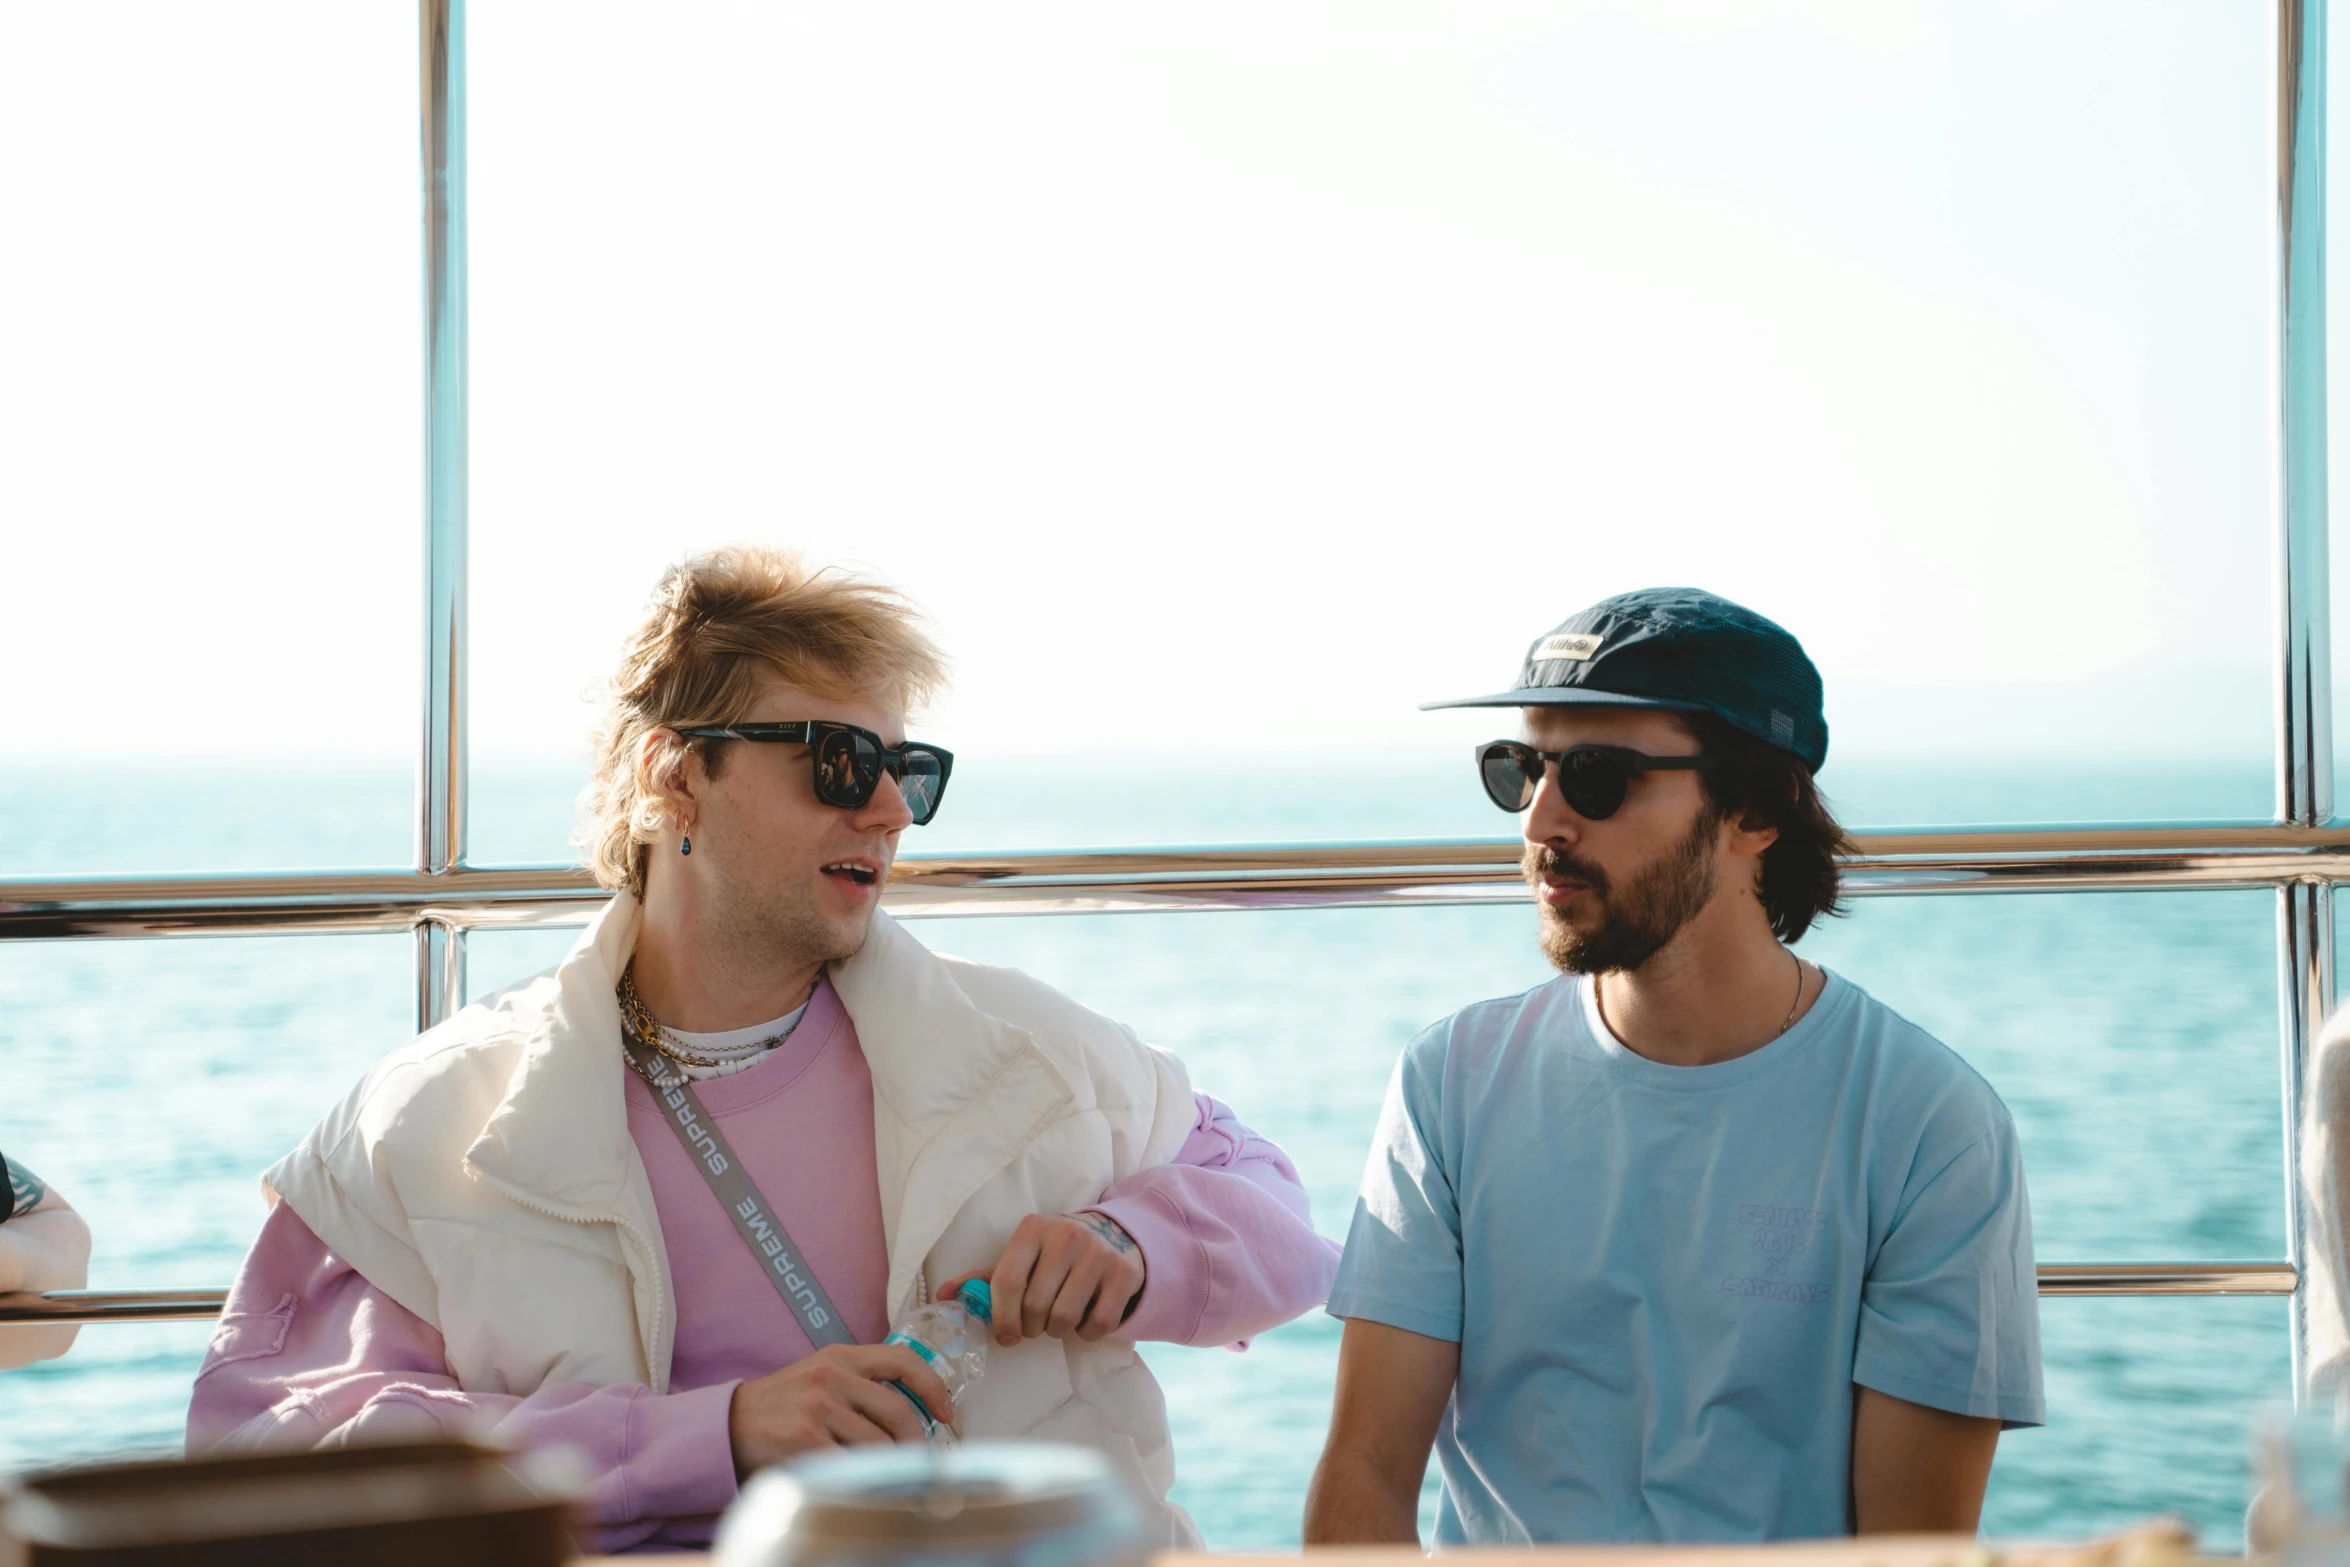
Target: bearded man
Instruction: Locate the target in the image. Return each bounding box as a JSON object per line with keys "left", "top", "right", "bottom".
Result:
{"left": 189, "top": 548, "right": 1339, "bottom": 1552}
{"left": 1304, "top": 588, "right": 2043, "bottom": 1545}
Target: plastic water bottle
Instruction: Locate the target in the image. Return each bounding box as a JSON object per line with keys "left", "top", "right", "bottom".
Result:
{"left": 884, "top": 1279, "right": 993, "bottom": 1445}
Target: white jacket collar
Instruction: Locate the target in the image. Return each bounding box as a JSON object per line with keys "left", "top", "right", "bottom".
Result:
{"left": 463, "top": 892, "right": 646, "bottom": 1216}
{"left": 835, "top": 910, "right": 1082, "bottom": 1312}
{"left": 462, "top": 893, "right": 1080, "bottom": 1315}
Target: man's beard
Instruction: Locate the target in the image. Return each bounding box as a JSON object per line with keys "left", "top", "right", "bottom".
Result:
{"left": 1526, "top": 809, "right": 1721, "bottom": 975}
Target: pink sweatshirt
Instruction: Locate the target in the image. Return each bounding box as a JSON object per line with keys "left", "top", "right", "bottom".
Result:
{"left": 187, "top": 982, "right": 1339, "bottom": 1553}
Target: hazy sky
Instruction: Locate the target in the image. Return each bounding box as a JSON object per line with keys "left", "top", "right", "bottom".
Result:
{"left": 0, "top": 2, "right": 2312, "bottom": 769}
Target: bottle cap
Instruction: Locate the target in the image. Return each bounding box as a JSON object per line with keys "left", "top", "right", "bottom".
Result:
{"left": 956, "top": 1279, "right": 993, "bottom": 1322}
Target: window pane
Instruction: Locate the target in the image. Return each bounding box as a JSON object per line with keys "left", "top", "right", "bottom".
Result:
{"left": 470, "top": 1, "right": 2274, "bottom": 837}
{"left": 0, "top": 935, "right": 413, "bottom": 1464}
{"left": 2, "top": 767, "right": 412, "bottom": 878}
{"left": 0, "top": 4, "right": 418, "bottom": 872}
{"left": 2, "top": 5, "right": 2307, "bottom": 1554}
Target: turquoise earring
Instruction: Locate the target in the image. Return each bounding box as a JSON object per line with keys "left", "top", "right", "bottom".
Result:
{"left": 681, "top": 833, "right": 692, "bottom": 856}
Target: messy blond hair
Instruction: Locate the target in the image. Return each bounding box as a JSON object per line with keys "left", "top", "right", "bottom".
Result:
{"left": 580, "top": 546, "right": 948, "bottom": 895}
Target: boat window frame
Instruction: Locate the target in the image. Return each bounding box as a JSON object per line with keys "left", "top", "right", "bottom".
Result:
{"left": 0, "top": 2, "right": 2333, "bottom": 1375}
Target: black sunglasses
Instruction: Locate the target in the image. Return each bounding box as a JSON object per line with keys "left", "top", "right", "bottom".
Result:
{"left": 1476, "top": 740, "right": 1712, "bottom": 820}
{"left": 677, "top": 721, "right": 955, "bottom": 825}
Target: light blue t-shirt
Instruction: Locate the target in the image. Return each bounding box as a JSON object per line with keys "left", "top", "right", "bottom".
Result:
{"left": 1327, "top": 967, "right": 2044, "bottom": 1544}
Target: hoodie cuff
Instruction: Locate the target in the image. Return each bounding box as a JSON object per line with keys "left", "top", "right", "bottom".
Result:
{"left": 624, "top": 1378, "right": 743, "bottom": 1523}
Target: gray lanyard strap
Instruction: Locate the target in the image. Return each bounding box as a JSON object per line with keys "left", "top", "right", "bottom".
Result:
{"left": 617, "top": 1026, "right": 858, "bottom": 1349}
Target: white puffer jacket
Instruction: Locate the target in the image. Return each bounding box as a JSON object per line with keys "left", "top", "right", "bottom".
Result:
{"left": 265, "top": 893, "right": 1203, "bottom": 1545}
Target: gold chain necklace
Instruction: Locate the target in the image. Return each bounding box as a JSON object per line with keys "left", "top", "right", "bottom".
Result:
{"left": 1777, "top": 951, "right": 1810, "bottom": 1038}
{"left": 1594, "top": 951, "right": 1811, "bottom": 1047}
{"left": 616, "top": 962, "right": 822, "bottom": 1074}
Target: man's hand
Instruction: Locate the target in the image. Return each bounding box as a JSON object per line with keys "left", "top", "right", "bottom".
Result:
{"left": 945, "top": 1211, "right": 1146, "bottom": 1348}
{"left": 726, "top": 1343, "right": 956, "bottom": 1476}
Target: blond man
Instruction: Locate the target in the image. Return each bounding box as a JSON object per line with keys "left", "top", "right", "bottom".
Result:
{"left": 188, "top": 548, "right": 1339, "bottom": 1552}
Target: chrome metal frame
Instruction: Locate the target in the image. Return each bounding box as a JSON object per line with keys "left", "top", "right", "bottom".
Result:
{"left": 0, "top": 2, "right": 2334, "bottom": 1336}
{"left": 2279, "top": 0, "right": 2333, "bottom": 1394}
{"left": 4, "top": 1262, "right": 2297, "bottom": 1329}
{"left": 7, "top": 823, "right": 2350, "bottom": 939}
{"left": 417, "top": 0, "right": 470, "bottom": 1030}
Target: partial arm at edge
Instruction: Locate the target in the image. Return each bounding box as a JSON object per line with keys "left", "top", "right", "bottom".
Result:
{"left": 0, "top": 1168, "right": 91, "bottom": 1369}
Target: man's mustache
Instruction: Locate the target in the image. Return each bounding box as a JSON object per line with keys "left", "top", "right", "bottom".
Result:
{"left": 1522, "top": 843, "right": 1610, "bottom": 900}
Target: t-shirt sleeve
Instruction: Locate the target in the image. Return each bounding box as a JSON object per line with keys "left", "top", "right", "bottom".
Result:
{"left": 1325, "top": 1039, "right": 1464, "bottom": 1343}
{"left": 1852, "top": 1112, "right": 2046, "bottom": 1428}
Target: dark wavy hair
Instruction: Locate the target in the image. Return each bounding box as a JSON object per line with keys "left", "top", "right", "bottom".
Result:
{"left": 1673, "top": 710, "right": 1851, "bottom": 943}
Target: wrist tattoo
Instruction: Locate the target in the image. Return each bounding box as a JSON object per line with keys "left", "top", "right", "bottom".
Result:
{"left": 4, "top": 1157, "right": 47, "bottom": 1222}
{"left": 1075, "top": 1212, "right": 1135, "bottom": 1255}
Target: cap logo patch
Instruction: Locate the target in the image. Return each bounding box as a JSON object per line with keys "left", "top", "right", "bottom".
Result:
{"left": 1534, "top": 633, "right": 1604, "bottom": 662}
{"left": 1771, "top": 710, "right": 1795, "bottom": 744}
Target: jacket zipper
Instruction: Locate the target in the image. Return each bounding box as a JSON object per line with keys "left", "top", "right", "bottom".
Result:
{"left": 894, "top": 1099, "right": 1068, "bottom": 1323}
{"left": 469, "top": 1167, "right": 671, "bottom": 1394}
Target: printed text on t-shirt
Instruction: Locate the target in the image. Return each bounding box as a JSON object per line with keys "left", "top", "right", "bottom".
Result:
{"left": 1733, "top": 1204, "right": 1831, "bottom": 1288}
{"left": 1717, "top": 1276, "right": 1829, "bottom": 1304}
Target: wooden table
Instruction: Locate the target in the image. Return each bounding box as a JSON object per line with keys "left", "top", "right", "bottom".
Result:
{"left": 590, "top": 1537, "right": 1987, "bottom": 1566}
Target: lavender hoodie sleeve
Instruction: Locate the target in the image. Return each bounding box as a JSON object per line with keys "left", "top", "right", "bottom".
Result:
{"left": 1086, "top": 1092, "right": 1342, "bottom": 1349}
{"left": 187, "top": 1202, "right": 738, "bottom": 1555}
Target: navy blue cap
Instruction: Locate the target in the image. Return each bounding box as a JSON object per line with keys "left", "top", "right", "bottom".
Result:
{"left": 1422, "top": 586, "right": 1829, "bottom": 772}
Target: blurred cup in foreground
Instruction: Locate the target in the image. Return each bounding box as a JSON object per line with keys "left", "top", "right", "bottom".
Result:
{"left": 714, "top": 1442, "right": 1149, "bottom": 1567}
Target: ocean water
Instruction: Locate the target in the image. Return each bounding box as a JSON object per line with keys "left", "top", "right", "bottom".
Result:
{"left": 0, "top": 752, "right": 2309, "bottom": 1547}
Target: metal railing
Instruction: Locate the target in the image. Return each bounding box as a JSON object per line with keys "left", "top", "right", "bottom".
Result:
{"left": 0, "top": 0, "right": 2336, "bottom": 1368}
{"left": 0, "top": 1261, "right": 2303, "bottom": 1329}
{"left": 416, "top": 0, "right": 470, "bottom": 1031}
{"left": 11, "top": 822, "right": 2350, "bottom": 940}
{"left": 2276, "top": 0, "right": 2336, "bottom": 1394}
